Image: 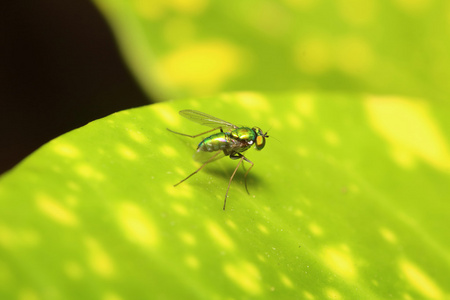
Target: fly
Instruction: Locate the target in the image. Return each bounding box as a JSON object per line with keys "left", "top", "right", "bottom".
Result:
{"left": 168, "top": 110, "right": 269, "bottom": 210}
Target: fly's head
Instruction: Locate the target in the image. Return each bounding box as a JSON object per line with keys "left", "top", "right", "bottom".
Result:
{"left": 252, "top": 127, "right": 269, "bottom": 150}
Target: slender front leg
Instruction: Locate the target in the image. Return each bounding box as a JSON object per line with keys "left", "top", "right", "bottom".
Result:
{"left": 174, "top": 150, "right": 222, "bottom": 187}
{"left": 167, "top": 127, "right": 222, "bottom": 138}
{"left": 223, "top": 155, "right": 245, "bottom": 210}
{"left": 242, "top": 156, "right": 254, "bottom": 195}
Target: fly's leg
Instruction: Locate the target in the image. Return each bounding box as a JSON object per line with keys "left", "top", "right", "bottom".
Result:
{"left": 230, "top": 153, "right": 254, "bottom": 195}
{"left": 224, "top": 154, "right": 254, "bottom": 209}
{"left": 167, "top": 127, "right": 222, "bottom": 138}
{"left": 174, "top": 150, "right": 222, "bottom": 187}
{"left": 241, "top": 161, "right": 247, "bottom": 172}
{"left": 242, "top": 156, "right": 254, "bottom": 195}
{"left": 223, "top": 154, "right": 246, "bottom": 210}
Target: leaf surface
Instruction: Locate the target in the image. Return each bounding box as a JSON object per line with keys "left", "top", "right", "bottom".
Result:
{"left": 1, "top": 93, "right": 449, "bottom": 299}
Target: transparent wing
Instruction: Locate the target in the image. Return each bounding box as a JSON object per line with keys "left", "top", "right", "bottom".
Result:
{"left": 193, "top": 150, "right": 227, "bottom": 163}
{"left": 179, "top": 110, "right": 237, "bottom": 130}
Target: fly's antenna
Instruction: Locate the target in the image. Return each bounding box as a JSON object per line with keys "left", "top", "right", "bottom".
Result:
{"left": 264, "top": 127, "right": 281, "bottom": 143}
{"left": 264, "top": 127, "right": 270, "bottom": 138}
{"left": 264, "top": 126, "right": 272, "bottom": 137}
{"left": 270, "top": 135, "right": 281, "bottom": 143}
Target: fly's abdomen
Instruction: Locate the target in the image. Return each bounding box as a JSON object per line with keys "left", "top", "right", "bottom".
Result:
{"left": 198, "top": 132, "right": 235, "bottom": 152}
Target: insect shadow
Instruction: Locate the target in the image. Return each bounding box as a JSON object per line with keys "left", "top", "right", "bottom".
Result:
{"left": 200, "top": 162, "right": 264, "bottom": 191}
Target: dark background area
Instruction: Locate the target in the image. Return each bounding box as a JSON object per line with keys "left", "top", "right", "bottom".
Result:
{"left": 0, "top": 1, "right": 150, "bottom": 174}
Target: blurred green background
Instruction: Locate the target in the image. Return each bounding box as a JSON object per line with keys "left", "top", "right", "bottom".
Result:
{"left": 93, "top": 0, "right": 450, "bottom": 101}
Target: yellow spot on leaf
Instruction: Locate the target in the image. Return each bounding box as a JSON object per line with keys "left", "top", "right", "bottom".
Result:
{"left": 160, "top": 145, "right": 178, "bottom": 158}
{"left": 365, "top": 96, "right": 450, "bottom": 171}
{"left": 256, "top": 254, "right": 266, "bottom": 263}
{"left": 75, "top": 164, "right": 105, "bottom": 181}
{"left": 403, "top": 293, "right": 414, "bottom": 300}
{"left": 0, "top": 224, "right": 14, "bottom": 249}
{"left": 116, "top": 202, "right": 158, "bottom": 248}
{"left": 308, "top": 222, "right": 323, "bottom": 236}
{"left": 279, "top": 273, "right": 294, "bottom": 288}
{"left": 117, "top": 144, "right": 137, "bottom": 160}
{"left": 399, "top": 259, "right": 443, "bottom": 299}
{"left": 154, "top": 105, "right": 179, "bottom": 126}
{"left": 179, "top": 231, "right": 196, "bottom": 246}
{"left": 36, "top": 193, "right": 78, "bottom": 227}
{"left": 347, "top": 184, "right": 360, "bottom": 194}
{"left": 158, "top": 40, "right": 245, "bottom": 95}
{"left": 224, "top": 260, "right": 261, "bottom": 295}
{"left": 207, "top": 221, "right": 234, "bottom": 250}
{"left": 297, "top": 147, "right": 309, "bottom": 157}
{"left": 287, "top": 113, "right": 303, "bottom": 129}
{"left": 379, "top": 227, "right": 397, "bottom": 244}
{"left": 295, "top": 94, "right": 315, "bottom": 117}
{"left": 185, "top": 255, "right": 200, "bottom": 269}
{"left": 18, "top": 289, "right": 39, "bottom": 300}
{"left": 323, "top": 130, "right": 340, "bottom": 146}
{"left": 85, "top": 237, "right": 115, "bottom": 278}
{"left": 303, "top": 290, "right": 315, "bottom": 300}
{"left": 103, "top": 291, "right": 124, "bottom": 300}
{"left": 172, "top": 203, "right": 188, "bottom": 215}
{"left": 257, "top": 224, "right": 269, "bottom": 234}
{"left": 166, "top": 183, "right": 193, "bottom": 198}
{"left": 390, "top": 145, "right": 416, "bottom": 169}
{"left": 127, "top": 129, "right": 147, "bottom": 144}
{"left": 52, "top": 142, "right": 80, "bottom": 158}
{"left": 226, "top": 219, "right": 237, "bottom": 230}
{"left": 294, "top": 209, "right": 304, "bottom": 217}
{"left": 325, "top": 288, "right": 343, "bottom": 300}
{"left": 322, "top": 246, "right": 356, "bottom": 279}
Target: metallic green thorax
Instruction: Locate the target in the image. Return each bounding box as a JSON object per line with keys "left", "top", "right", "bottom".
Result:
{"left": 198, "top": 127, "right": 265, "bottom": 155}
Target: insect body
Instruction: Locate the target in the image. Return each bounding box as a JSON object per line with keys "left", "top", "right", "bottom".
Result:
{"left": 168, "top": 110, "right": 269, "bottom": 210}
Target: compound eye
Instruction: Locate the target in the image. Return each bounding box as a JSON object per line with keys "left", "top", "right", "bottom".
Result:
{"left": 253, "top": 127, "right": 263, "bottom": 135}
{"left": 255, "top": 135, "right": 265, "bottom": 150}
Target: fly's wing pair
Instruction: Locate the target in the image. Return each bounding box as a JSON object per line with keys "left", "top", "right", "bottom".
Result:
{"left": 179, "top": 110, "right": 237, "bottom": 131}
{"left": 179, "top": 110, "right": 238, "bottom": 163}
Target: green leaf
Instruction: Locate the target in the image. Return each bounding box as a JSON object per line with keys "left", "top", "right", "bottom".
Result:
{"left": 92, "top": 0, "right": 450, "bottom": 101}
{"left": 1, "top": 93, "right": 449, "bottom": 299}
